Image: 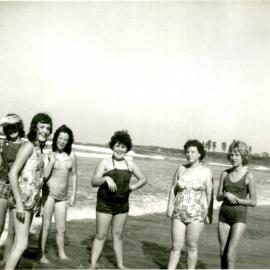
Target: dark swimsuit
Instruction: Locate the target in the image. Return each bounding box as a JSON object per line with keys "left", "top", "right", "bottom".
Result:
{"left": 219, "top": 171, "right": 249, "bottom": 225}
{"left": 96, "top": 157, "right": 132, "bottom": 215}
{"left": 0, "top": 141, "right": 23, "bottom": 199}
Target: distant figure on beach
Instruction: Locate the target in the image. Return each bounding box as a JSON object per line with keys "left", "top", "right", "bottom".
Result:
{"left": 90, "top": 130, "right": 147, "bottom": 269}
{"left": 167, "top": 139, "right": 213, "bottom": 269}
{"left": 39, "top": 125, "right": 77, "bottom": 263}
{"left": 217, "top": 140, "right": 256, "bottom": 269}
{"left": 0, "top": 114, "right": 25, "bottom": 264}
{"left": 4, "top": 113, "right": 53, "bottom": 270}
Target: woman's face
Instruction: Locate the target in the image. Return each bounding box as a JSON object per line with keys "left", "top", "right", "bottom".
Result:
{"left": 36, "top": 122, "right": 51, "bottom": 143}
{"left": 6, "top": 125, "right": 19, "bottom": 141}
{"left": 229, "top": 149, "right": 243, "bottom": 167}
{"left": 112, "top": 142, "right": 128, "bottom": 160}
{"left": 56, "top": 132, "right": 69, "bottom": 152}
{"left": 185, "top": 146, "right": 201, "bottom": 164}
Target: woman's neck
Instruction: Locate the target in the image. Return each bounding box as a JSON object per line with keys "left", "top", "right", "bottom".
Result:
{"left": 188, "top": 160, "right": 201, "bottom": 169}
{"left": 231, "top": 164, "right": 244, "bottom": 173}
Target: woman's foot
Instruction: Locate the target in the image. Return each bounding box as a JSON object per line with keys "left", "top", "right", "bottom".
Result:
{"left": 117, "top": 265, "right": 128, "bottom": 269}
{"left": 88, "top": 262, "right": 100, "bottom": 269}
{"left": 39, "top": 255, "right": 50, "bottom": 264}
{"left": 59, "top": 254, "right": 72, "bottom": 261}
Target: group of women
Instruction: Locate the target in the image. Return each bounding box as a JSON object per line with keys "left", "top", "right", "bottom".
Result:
{"left": 0, "top": 113, "right": 77, "bottom": 269}
{"left": 0, "top": 112, "right": 257, "bottom": 269}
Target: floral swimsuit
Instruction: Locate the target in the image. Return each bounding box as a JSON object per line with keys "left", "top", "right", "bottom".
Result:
{"left": 173, "top": 169, "right": 207, "bottom": 223}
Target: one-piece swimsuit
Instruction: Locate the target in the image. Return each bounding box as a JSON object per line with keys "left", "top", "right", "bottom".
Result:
{"left": 219, "top": 170, "right": 249, "bottom": 225}
{"left": 96, "top": 157, "right": 132, "bottom": 215}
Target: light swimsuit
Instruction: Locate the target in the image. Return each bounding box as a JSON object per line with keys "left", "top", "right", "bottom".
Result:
{"left": 173, "top": 166, "right": 207, "bottom": 223}
{"left": 10, "top": 145, "right": 44, "bottom": 212}
{"left": 43, "top": 154, "right": 72, "bottom": 201}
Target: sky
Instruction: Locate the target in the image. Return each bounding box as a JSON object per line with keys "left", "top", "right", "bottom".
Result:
{"left": 0, "top": 1, "right": 270, "bottom": 153}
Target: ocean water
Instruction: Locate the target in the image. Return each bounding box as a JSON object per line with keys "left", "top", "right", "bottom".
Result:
{"left": 66, "top": 145, "right": 270, "bottom": 221}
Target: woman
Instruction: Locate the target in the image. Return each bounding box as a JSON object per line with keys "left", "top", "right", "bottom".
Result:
{"left": 167, "top": 139, "right": 213, "bottom": 269}
{"left": 90, "top": 130, "right": 147, "bottom": 269}
{"left": 217, "top": 140, "right": 256, "bottom": 269}
{"left": 0, "top": 114, "right": 25, "bottom": 263}
{"left": 39, "top": 125, "right": 77, "bottom": 263}
{"left": 4, "top": 113, "right": 53, "bottom": 270}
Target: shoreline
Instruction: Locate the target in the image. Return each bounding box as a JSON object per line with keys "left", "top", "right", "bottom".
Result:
{"left": 0, "top": 206, "right": 269, "bottom": 269}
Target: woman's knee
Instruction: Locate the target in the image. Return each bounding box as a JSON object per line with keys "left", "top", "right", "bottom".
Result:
{"left": 112, "top": 230, "right": 124, "bottom": 240}
{"left": 95, "top": 232, "right": 107, "bottom": 241}
{"left": 42, "top": 219, "right": 52, "bottom": 232}
{"left": 14, "top": 238, "right": 28, "bottom": 253}
{"left": 171, "top": 240, "right": 184, "bottom": 252}
{"left": 187, "top": 241, "right": 198, "bottom": 252}
{"left": 56, "top": 224, "right": 66, "bottom": 234}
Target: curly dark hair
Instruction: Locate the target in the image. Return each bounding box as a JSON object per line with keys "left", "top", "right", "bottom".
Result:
{"left": 227, "top": 140, "right": 249, "bottom": 166}
{"left": 27, "top": 113, "right": 52, "bottom": 143}
{"left": 109, "top": 130, "right": 132, "bottom": 152}
{"left": 52, "top": 125, "right": 74, "bottom": 155}
{"left": 3, "top": 113, "right": 25, "bottom": 140}
{"left": 184, "top": 139, "right": 206, "bottom": 161}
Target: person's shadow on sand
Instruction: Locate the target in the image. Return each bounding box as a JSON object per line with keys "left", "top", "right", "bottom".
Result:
{"left": 141, "top": 241, "right": 207, "bottom": 269}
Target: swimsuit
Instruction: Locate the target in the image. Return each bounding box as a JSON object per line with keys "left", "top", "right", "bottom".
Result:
{"left": 10, "top": 145, "right": 44, "bottom": 213}
{"left": 0, "top": 140, "right": 23, "bottom": 199}
{"left": 96, "top": 158, "right": 132, "bottom": 215}
{"left": 43, "top": 154, "right": 72, "bottom": 201}
{"left": 219, "top": 171, "right": 248, "bottom": 225}
{"left": 172, "top": 167, "right": 207, "bottom": 223}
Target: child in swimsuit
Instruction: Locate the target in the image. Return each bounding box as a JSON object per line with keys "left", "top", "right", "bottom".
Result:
{"left": 90, "top": 130, "right": 147, "bottom": 269}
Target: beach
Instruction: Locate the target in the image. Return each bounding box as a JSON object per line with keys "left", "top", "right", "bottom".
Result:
{"left": 0, "top": 206, "right": 269, "bottom": 269}
{"left": 0, "top": 147, "right": 270, "bottom": 269}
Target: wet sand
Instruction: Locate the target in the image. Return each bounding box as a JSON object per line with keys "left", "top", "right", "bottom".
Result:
{"left": 0, "top": 206, "right": 269, "bottom": 269}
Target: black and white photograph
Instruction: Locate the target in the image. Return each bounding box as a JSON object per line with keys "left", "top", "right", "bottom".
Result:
{"left": 0, "top": 1, "right": 269, "bottom": 269}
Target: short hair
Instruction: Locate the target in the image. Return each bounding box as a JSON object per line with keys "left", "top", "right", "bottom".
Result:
{"left": 109, "top": 130, "right": 132, "bottom": 152}
{"left": 3, "top": 113, "right": 25, "bottom": 140}
{"left": 227, "top": 140, "right": 249, "bottom": 165}
{"left": 183, "top": 139, "right": 206, "bottom": 161}
{"left": 27, "top": 113, "right": 52, "bottom": 143}
{"left": 52, "top": 125, "right": 74, "bottom": 155}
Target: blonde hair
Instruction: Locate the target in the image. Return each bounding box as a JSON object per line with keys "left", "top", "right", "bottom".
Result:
{"left": 227, "top": 140, "right": 249, "bottom": 165}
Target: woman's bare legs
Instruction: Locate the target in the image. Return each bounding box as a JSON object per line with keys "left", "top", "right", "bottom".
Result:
{"left": 4, "top": 209, "right": 32, "bottom": 270}
{"left": 218, "top": 221, "right": 231, "bottom": 269}
{"left": 226, "top": 223, "right": 246, "bottom": 269}
{"left": 0, "top": 199, "right": 9, "bottom": 264}
{"left": 111, "top": 213, "right": 128, "bottom": 269}
{"left": 168, "top": 219, "right": 186, "bottom": 269}
{"left": 90, "top": 212, "right": 113, "bottom": 269}
{"left": 186, "top": 222, "right": 204, "bottom": 269}
{"left": 39, "top": 197, "right": 55, "bottom": 263}
{"left": 0, "top": 199, "right": 8, "bottom": 237}
{"left": 2, "top": 210, "right": 15, "bottom": 264}
{"left": 54, "top": 200, "right": 68, "bottom": 260}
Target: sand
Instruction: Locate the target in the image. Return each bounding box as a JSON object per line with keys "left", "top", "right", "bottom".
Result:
{"left": 0, "top": 206, "right": 269, "bottom": 269}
